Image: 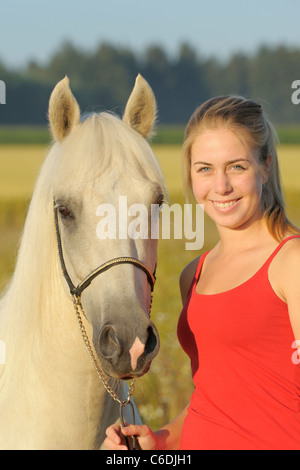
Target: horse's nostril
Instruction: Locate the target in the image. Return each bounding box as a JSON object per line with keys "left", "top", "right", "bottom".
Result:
{"left": 98, "top": 324, "right": 159, "bottom": 374}
{"left": 99, "top": 325, "right": 122, "bottom": 360}
{"left": 145, "top": 326, "right": 158, "bottom": 356}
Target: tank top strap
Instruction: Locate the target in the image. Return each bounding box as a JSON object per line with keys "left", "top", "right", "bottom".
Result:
{"left": 195, "top": 251, "right": 210, "bottom": 281}
{"left": 263, "top": 235, "right": 300, "bottom": 270}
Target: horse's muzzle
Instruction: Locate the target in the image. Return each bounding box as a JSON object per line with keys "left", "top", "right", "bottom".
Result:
{"left": 97, "top": 323, "right": 160, "bottom": 379}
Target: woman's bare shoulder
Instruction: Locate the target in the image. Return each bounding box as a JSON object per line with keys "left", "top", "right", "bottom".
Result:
{"left": 179, "top": 256, "right": 201, "bottom": 305}
{"left": 275, "top": 235, "right": 300, "bottom": 277}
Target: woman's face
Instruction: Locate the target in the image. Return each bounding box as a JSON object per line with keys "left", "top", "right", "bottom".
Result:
{"left": 190, "top": 127, "right": 266, "bottom": 232}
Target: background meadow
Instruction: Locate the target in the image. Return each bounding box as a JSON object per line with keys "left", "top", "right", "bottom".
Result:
{"left": 0, "top": 128, "right": 300, "bottom": 429}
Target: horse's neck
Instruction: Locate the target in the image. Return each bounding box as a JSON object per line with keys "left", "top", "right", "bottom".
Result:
{"left": 0, "top": 292, "right": 119, "bottom": 449}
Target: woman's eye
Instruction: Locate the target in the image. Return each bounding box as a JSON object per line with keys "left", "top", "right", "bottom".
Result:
{"left": 198, "top": 167, "right": 211, "bottom": 173}
{"left": 58, "top": 206, "right": 72, "bottom": 218}
{"left": 231, "top": 165, "right": 246, "bottom": 171}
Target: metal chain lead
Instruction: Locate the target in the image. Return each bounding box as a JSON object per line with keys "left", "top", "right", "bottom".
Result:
{"left": 72, "top": 294, "right": 135, "bottom": 406}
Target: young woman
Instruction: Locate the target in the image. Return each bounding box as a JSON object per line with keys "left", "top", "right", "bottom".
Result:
{"left": 104, "top": 96, "right": 300, "bottom": 450}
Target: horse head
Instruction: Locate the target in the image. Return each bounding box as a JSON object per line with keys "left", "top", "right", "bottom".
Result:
{"left": 48, "top": 75, "right": 165, "bottom": 381}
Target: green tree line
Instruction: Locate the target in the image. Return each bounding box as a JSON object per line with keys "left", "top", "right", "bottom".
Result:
{"left": 0, "top": 41, "right": 300, "bottom": 125}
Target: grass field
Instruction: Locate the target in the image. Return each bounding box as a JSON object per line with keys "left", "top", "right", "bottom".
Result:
{"left": 0, "top": 142, "right": 300, "bottom": 429}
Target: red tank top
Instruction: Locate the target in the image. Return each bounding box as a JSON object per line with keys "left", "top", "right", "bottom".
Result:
{"left": 177, "top": 236, "right": 300, "bottom": 450}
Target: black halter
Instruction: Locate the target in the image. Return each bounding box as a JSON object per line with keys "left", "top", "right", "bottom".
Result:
{"left": 54, "top": 201, "right": 156, "bottom": 300}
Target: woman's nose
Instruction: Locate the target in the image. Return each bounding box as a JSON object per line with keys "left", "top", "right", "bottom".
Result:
{"left": 213, "top": 171, "right": 233, "bottom": 195}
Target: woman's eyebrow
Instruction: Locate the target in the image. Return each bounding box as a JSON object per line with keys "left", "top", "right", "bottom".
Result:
{"left": 192, "top": 160, "right": 212, "bottom": 166}
{"left": 193, "top": 158, "right": 250, "bottom": 166}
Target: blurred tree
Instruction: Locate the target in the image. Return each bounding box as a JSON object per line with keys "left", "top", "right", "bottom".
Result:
{"left": 248, "top": 45, "right": 300, "bottom": 123}
{"left": 140, "top": 45, "right": 172, "bottom": 122}
{"left": 88, "top": 43, "right": 138, "bottom": 112}
{"left": 1, "top": 41, "right": 300, "bottom": 125}
{"left": 171, "top": 43, "right": 210, "bottom": 123}
{"left": 221, "top": 53, "right": 251, "bottom": 97}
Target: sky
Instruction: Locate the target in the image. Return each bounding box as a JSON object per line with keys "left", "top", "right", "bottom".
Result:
{"left": 1, "top": 0, "right": 300, "bottom": 68}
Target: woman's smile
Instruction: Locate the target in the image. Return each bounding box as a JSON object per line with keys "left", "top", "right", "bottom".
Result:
{"left": 210, "top": 198, "right": 242, "bottom": 211}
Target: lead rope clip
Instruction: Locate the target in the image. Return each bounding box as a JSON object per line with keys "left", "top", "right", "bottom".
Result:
{"left": 120, "top": 400, "right": 137, "bottom": 451}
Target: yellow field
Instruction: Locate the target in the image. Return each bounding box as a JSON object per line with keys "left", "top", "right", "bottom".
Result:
{"left": 0, "top": 145, "right": 47, "bottom": 199}
{"left": 0, "top": 143, "right": 300, "bottom": 428}
{"left": 277, "top": 145, "right": 300, "bottom": 191}
{"left": 0, "top": 143, "right": 299, "bottom": 199}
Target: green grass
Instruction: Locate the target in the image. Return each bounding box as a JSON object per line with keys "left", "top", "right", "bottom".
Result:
{"left": 276, "top": 125, "right": 300, "bottom": 145}
{"left": 0, "top": 126, "right": 52, "bottom": 145}
{"left": 1, "top": 124, "right": 300, "bottom": 146}
{"left": 0, "top": 145, "right": 46, "bottom": 199}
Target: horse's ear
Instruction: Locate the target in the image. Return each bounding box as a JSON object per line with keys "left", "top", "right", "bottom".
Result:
{"left": 123, "top": 74, "right": 157, "bottom": 138}
{"left": 48, "top": 76, "right": 80, "bottom": 142}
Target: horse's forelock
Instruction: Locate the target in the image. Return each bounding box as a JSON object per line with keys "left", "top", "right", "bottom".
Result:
{"left": 50, "top": 112, "right": 165, "bottom": 191}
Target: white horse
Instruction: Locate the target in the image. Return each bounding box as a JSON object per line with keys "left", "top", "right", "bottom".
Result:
{"left": 0, "top": 75, "right": 166, "bottom": 449}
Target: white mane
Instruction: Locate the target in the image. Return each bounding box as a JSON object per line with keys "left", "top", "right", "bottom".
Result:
{"left": 0, "top": 96, "right": 165, "bottom": 448}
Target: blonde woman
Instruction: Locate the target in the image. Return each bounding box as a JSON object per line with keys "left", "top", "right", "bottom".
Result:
{"left": 105, "top": 96, "right": 300, "bottom": 450}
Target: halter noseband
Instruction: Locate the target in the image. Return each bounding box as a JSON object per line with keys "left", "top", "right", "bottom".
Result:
{"left": 54, "top": 202, "right": 156, "bottom": 299}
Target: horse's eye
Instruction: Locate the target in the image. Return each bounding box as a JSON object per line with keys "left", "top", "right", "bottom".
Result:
{"left": 157, "top": 193, "right": 165, "bottom": 207}
{"left": 58, "top": 206, "right": 72, "bottom": 218}
{"left": 155, "top": 192, "right": 165, "bottom": 208}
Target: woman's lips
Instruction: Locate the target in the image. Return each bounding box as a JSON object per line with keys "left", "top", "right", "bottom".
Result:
{"left": 211, "top": 198, "right": 241, "bottom": 211}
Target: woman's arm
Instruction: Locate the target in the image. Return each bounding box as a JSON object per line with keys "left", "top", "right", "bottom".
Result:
{"left": 179, "top": 256, "right": 200, "bottom": 304}
{"left": 276, "top": 238, "right": 300, "bottom": 352}
{"left": 154, "top": 405, "right": 188, "bottom": 449}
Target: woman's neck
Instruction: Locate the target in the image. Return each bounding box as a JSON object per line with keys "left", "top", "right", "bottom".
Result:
{"left": 215, "top": 217, "right": 274, "bottom": 255}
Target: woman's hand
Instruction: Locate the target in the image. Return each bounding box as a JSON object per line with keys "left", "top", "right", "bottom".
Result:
{"left": 104, "top": 422, "right": 159, "bottom": 450}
